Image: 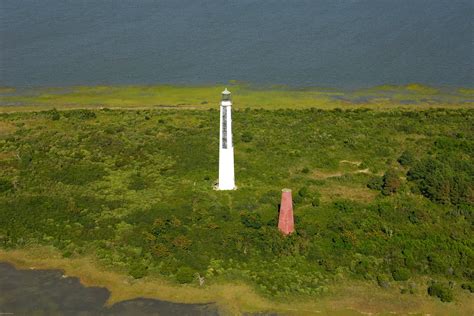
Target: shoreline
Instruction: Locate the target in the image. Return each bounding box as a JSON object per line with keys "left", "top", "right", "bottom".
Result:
{"left": 0, "top": 261, "right": 218, "bottom": 315}
{"left": 1, "top": 247, "right": 472, "bottom": 315}
{"left": 0, "top": 247, "right": 286, "bottom": 315}
{"left": 0, "top": 84, "right": 472, "bottom": 113}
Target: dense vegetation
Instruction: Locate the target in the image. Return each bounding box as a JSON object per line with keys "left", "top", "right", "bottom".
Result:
{"left": 0, "top": 107, "right": 472, "bottom": 301}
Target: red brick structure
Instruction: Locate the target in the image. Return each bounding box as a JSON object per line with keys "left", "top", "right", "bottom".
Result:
{"left": 278, "top": 188, "right": 295, "bottom": 235}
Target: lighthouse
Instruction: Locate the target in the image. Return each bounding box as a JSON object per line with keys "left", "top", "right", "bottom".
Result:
{"left": 218, "top": 88, "right": 236, "bottom": 190}
{"left": 278, "top": 189, "right": 295, "bottom": 235}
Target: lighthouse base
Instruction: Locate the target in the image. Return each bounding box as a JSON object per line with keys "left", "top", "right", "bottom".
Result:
{"left": 218, "top": 148, "right": 235, "bottom": 190}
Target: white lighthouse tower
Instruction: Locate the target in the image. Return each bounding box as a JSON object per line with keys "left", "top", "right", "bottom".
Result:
{"left": 218, "top": 88, "right": 236, "bottom": 190}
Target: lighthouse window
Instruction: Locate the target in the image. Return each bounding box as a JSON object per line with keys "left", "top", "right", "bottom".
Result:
{"left": 222, "top": 108, "right": 227, "bottom": 149}
{"left": 222, "top": 93, "right": 231, "bottom": 101}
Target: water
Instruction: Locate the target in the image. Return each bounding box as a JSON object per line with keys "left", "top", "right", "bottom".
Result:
{"left": 0, "top": 0, "right": 472, "bottom": 88}
{"left": 0, "top": 262, "right": 218, "bottom": 315}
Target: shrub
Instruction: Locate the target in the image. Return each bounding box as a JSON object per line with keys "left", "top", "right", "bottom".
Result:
{"left": 333, "top": 200, "right": 355, "bottom": 212}
{"left": 381, "top": 169, "right": 400, "bottom": 195}
{"left": 128, "top": 173, "right": 148, "bottom": 190}
{"left": 152, "top": 244, "right": 170, "bottom": 258}
{"left": 129, "top": 263, "right": 148, "bottom": 279}
{"left": 62, "top": 250, "right": 73, "bottom": 258}
{"left": 0, "top": 178, "right": 14, "bottom": 193}
{"left": 240, "top": 211, "right": 263, "bottom": 229}
{"left": 176, "top": 267, "right": 196, "bottom": 284}
{"left": 377, "top": 274, "right": 390, "bottom": 288}
{"left": 172, "top": 235, "right": 192, "bottom": 250}
{"left": 293, "top": 194, "right": 303, "bottom": 204}
{"left": 52, "top": 163, "right": 107, "bottom": 185}
{"left": 48, "top": 108, "right": 61, "bottom": 121}
{"left": 461, "top": 282, "right": 474, "bottom": 293}
{"left": 427, "top": 282, "right": 453, "bottom": 302}
{"left": 427, "top": 253, "right": 449, "bottom": 274}
{"left": 367, "top": 176, "right": 383, "bottom": 190}
{"left": 392, "top": 267, "right": 411, "bottom": 281}
{"left": 407, "top": 157, "right": 472, "bottom": 206}
{"left": 397, "top": 150, "right": 415, "bottom": 166}
{"left": 311, "top": 196, "right": 320, "bottom": 207}
{"left": 64, "top": 109, "right": 96, "bottom": 120}
{"left": 241, "top": 132, "right": 253, "bottom": 142}
{"left": 298, "top": 186, "right": 308, "bottom": 198}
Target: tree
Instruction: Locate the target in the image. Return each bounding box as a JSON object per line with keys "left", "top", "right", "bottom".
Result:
{"left": 407, "top": 157, "right": 472, "bottom": 205}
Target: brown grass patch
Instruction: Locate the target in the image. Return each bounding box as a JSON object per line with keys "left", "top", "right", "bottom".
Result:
{"left": 327, "top": 280, "right": 474, "bottom": 316}
{"left": 0, "top": 151, "right": 17, "bottom": 160}
{"left": 311, "top": 169, "right": 344, "bottom": 179}
{"left": 0, "top": 121, "right": 17, "bottom": 135}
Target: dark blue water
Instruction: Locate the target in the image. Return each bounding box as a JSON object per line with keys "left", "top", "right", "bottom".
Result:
{"left": 0, "top": 0, "right": 472, "bottom": 88}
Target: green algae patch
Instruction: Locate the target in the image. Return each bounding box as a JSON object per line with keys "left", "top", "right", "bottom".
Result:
{"left": 1, "top": 84, "right": 472, "bottom": 112}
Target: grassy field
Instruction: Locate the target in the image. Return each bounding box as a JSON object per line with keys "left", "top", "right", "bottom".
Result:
{"left": 0, "top": 84, "right": 473, "bottom": 314}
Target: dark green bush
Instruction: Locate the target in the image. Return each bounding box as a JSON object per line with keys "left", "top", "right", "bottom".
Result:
{"left": 397, "top": 150, "right": 415, "bottom": 166}
{"left": 298, "top": 186, "right": 308, "bottom": 198}
{"left": 392, "top": 267, "right": 411, "bottom": 281}
{"left": 0, "top": 179, "right": 14, "bottom": 192}
{"left": 64, "top": 109, "right": 96, "bottom": 120}
{"left": 427, "top": 282, "right": 453, "bottom": 302}
{"left": 461, "top": 282, "right": 474, "bottom": 293}
{"left": 377, "top": 274, "right": 390, "bottom": 288}
{"left": 367, "top": 176, "right": 383, "bottom": 190}
{"left": 407, "top": 157, "right": 472, "bottom": 206}
{"left": 333, "top": 200, "right": 356, "bottom": 212}
{"left": 292, "top": 194, "right": 303, "bottom": 204}
{"left": 381, "top": 169, "right": 400, "bottom": 195}
{"left": 241, "top": 131, "right": 253, "bottom": 142}
{"left": 52, "top": 163, "right": 107, "bottom": 185}
{"left": 427, "top": 253, "right": 450, "bottom": 274}
{"left": 128, "top": 173, "right": 148, "bottom": 190}
{"left": 129, "top": 263, "right": 148, "bottom": 279}
{"left": 240, "top": 211, "right": 263, "bottom": 229}
{"left": 176, "top": 267, "right": 196, "bottom": 284}
{"left": 62, "top": 250, "right": 73, "bottom": 258}
{"left": 47, "top": 108, "right": 61, "bottom": 121}
{"left": 311, "top": 196, "right": 320, "bottom": 207}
